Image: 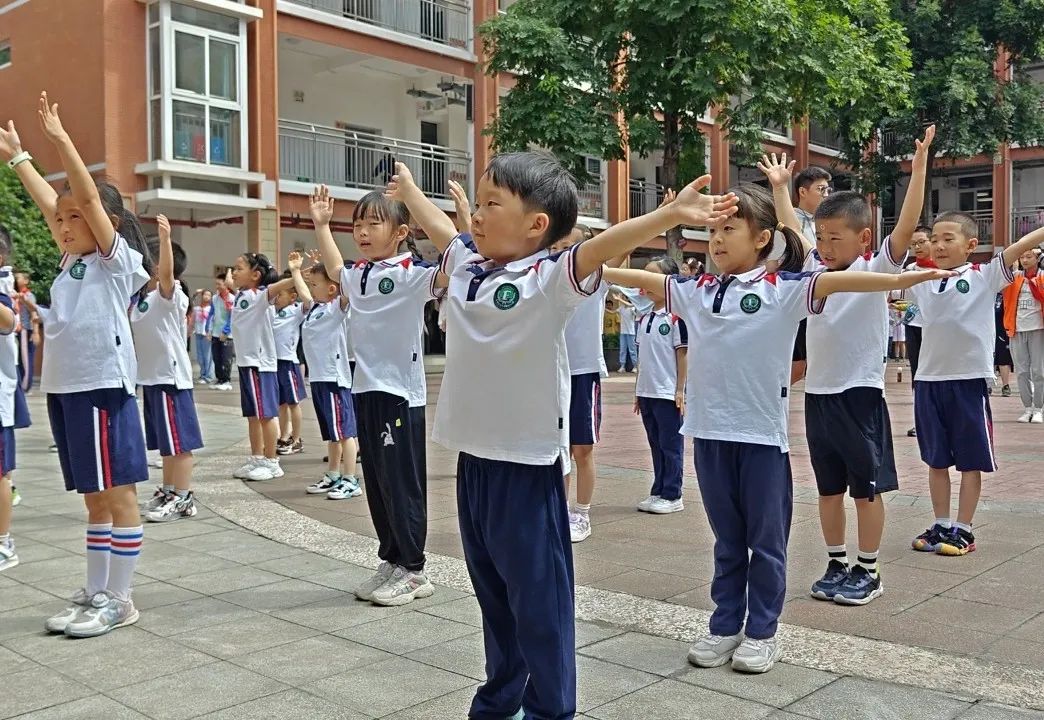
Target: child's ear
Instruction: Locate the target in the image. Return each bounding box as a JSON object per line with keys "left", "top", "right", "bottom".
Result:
{"left": 109, "top": 212, "right": 122, "bottom": 230}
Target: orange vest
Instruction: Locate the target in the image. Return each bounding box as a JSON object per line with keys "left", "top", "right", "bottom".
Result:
{"left": 1002, "top": 272, "right": 1044, "bottom": 338}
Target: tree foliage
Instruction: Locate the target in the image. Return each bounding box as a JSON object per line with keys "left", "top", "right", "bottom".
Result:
{"left": 0, "top": 166, "right": 60, "bottom": 304}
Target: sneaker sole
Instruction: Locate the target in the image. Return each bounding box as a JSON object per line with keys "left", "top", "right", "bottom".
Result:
{"left": 370, "top": 583, "right": 435, "bottom": 607}
{"left": 306, "top": 487, "right": 334, "bottom": 494}
{"left": 327, "top": 491, "right": 362, "bottom": 500}
{"left": 936, "top": 543, "right": 976, "bottom": 557}
{"left": 570, "top": 533, "right": 591, "bottom": 543}
{"left": 810, "top": 588, "right": 841, "bottom": 601}
{"left": 731, "top": 647, "right": 783, "bottom": 674}
{"left": 833, "top": 585, "right": 885, "bottom": 606}
{"left": 64, "top": 608, "right": 140, "bottom": 638}
{"left": 687, "top": 649, "right": 736, "bottom": 668}
{"left": 647, "top": 504, "right": 684, "bottom": 515}
{"left": 911, "top": 541, "right": 941, "bottom": 552}
{"left": 0, "top": 557, "right": 19, "bottom": 572}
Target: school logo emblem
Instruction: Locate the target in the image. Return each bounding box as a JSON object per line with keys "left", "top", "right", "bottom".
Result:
{"left": 493, "top": 283, "right": 520, "bottom": 310}
{"left": 239, "top": 299, "right": 249, "bottom": 309}
{"left": 277, "top": 309, "right": 287, "bottom": 318}
{"left": 740, "top": 293, "right": 762, "bottom": 314}
{"left": 956, "top": 279, "right": 970, "bottom": 294}
{"left": 378, "top": 278, "right": 395, "bottom": 295}
{"left": 313, "top": 311, "right": 324, "bottom": 321}
{"left": 658, "top": 322, "right": 671, "bottom": 335}
{"left": 69, "top": 261, "right": 87, "bottom": 280}
{"left": 137, "top": 299, "right": 149, "bottom": 313}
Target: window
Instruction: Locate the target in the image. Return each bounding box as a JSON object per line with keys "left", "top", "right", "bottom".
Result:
{"left": 0, "top": 41, "right": 10, "bottom": 68}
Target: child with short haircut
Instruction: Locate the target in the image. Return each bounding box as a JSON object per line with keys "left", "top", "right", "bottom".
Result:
{"left": 210, "top": 270, "right": 235, "bottom": 391}
{"left": 287, "top": 246, "right": 361, "bottom": 500}
{"left": 313, "top": 186, "right": 437, "bottom": 607}
{"left": 0, "top": 224, "right": 26, "bottom": 572}
{"left": 2, "top": 94, "right": 153, "bottom": 637}
{"left": 903, "top": 225, "right": 933, "bottom": 437}
{"left": 134, "top": 215, "right": 205, "bottom": 523}
{"left": 910, "top": 214, "right": 1044, "bottom": 556}
{"left": 271, "top": 269, "right": 307, "bottom": 456}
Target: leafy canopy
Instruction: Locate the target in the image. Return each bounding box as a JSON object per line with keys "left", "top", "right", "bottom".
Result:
{"left": 0, "top": 166, "right": 60, "bottom": 304}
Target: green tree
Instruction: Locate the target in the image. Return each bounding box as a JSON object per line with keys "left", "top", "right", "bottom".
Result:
{"left": 480, "top": 0, "right": 912, "bottom": 257}
{"left": 0, "top": 166, "right": 60, "bottom": 304}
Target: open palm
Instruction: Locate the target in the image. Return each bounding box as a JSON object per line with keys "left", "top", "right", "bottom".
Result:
{"left": 756, "top": 153, "right": 795, "bottom": 189}
{"left": 670, "top": 175, "right": 739, "bottom": 226}
{"left": 309, "top": 185, "right": 334, "bottom": 225}
{"left": 0, "top": 120, "right": 22, "bottom": 162}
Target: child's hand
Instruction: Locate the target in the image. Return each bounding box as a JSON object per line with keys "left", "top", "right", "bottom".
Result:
{"left": 913, "top": 124, "right": 936, "bottom": 168}
{"left": 385, "top": 162, "right": 418, "bottom": 200}
{"left": 448, "top": 180, "right": 471, "bottom": 233}
{"left": 288, "top": 251, "right": 303, "bottom": 271}
{"left": 306, "top": 248, "right": 322, "bottom": 264}
{"left": 756, "top": 153, "right": 795, "bottom": 189}
{"left": 667, "top": 175, "right": 739, "bottom": 227}
{"left": 37, "top": 92, "right": 68, "bottom": 144}
{"left": 309, "top": 185, "right": 334, "bottom": 226}
{"left": 899, "top": 268, "right": 956, "bottom": 288}
{"left": 675, "top": 390, "right": 685, "bottom": 416}
{"left": 633, "top": 397, "right": 641, "bottom": 415}
{"left": 658, "top": 188, "right": 676, "bottom": 208}
{"left": 156, "top": 214, "right": 171, "bottom": 243}
{"left": 0, "top": 120, "right": 23, "bottom": 163}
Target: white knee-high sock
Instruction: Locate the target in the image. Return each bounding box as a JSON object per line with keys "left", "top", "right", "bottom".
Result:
{"left": 107, "top": 526, "right": 143, "bottom": 602}
{"left": 85, "top": 523, "right": 112, "bottom": 596}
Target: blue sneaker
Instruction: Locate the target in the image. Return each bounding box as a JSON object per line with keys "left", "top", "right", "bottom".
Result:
{"left": 833, "top": 565, "right": 883, "bottom": 605}
{"left": 810, "top": 560, "right": 849, "bottom": 600}
{"left": 912, "top": 524, "right": 947, "bottom": 552}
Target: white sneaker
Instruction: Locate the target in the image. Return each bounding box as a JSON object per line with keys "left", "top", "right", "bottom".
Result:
{"left": 1018, "top": 408, "right": 1034, "bottom": 423}
{"left": 64, "top": 591, "right": 139, "bottom": 638}
{"left": 731, "top": 635, "right": 782, "bottom": 674}
{"left": 233, "top": 457, "right": 261, "bottom": 479}
{"left": 143, "top": 487, "right": 167, "bottom": 513}
{"left": 687, "top": 632, "right": 744, "bottom": 668}
{"left": 647, "top": 497, "right": 685, "bottom": 514}
{"left": 245, "top": 458, "right": 282, "bottom": 482}
{"left": 214, "top": 382, "right": 232, "bottom": 391}
{"left": 569, "top": 512, "right": 591, "bottom": 543}
{"left": 354, "top": 561, "right": 396, "bottom": 601}
{"left": 44, "top": 588, "right": 92, "bottom": 633}
{"left": 370, "top": 566, "right": 435, "bottom": 607}
{"left": 307, "top": 472, "right": 340, "bottom": 495}
{"left": 1032, "top": 410, "right": 1043, "bottom": 424}
{"left": 146, "top": 492, "right": 198, "bottom": 523}
{"left": 637, "top": 495, "right": 658, "bottom": 512}
{"left": 149, "top": 456, "right": 164, "bottom": 469}
{"left": 327, "top": 476, "right": 362, "bottom": 500}
{"left": 0, "top": 539, "right": 18, "bottom": 572}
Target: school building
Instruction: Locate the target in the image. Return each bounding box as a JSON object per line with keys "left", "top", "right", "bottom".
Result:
{"left": 1, "top": 0, "right": 1043, "bottom": 291}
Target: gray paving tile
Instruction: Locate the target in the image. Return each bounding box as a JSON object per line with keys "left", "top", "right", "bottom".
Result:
{"left": 586, "top": 678, "right": 774, "bottom": 720}
{"left": 0, "top": 582, "right": 56, "bottom": 613}
{"left": 385, "top": 684, "right": 484, "bottom": 720}
{"left": 135, "top": 548, "right": 240, "bottom": 582}
{"left": 0, "top": 665, "right": 94, "bottom": 720}
{"left": 407, "top": 631, "right": 487, "bottom": 681}
{"left": 786, "top": 676, "right": 973, "bottom": 720}
{"left": 578, "top": 632, "right": 692, "bottom": 677}
{"left": 195, "top": 689, "right": 369, "bottom": 719}
{"left": 958, "top": 703, "right": 1044, "bottom": 719}
{"left": 895, "top": 596, "right": 1038, "bottom": 635}
{"left": 5, "top": 626, "right": 157, "bottom": 667}
{"left": 576, "top": 655, "right": 659, "bottom": 713}
{"left": 335, "top": 609, "right": 478, "bottom": 655}
{"left": 134, "top": 596, "right": 264, "bottom": 636}
{"left": 109, "top": 661, "right": 289, "bottom": 720}
{"left": 676, "top": 663, "right": 838, "bottom": 709}
{"left": 575, "top": 621, "right": 626, "bottom": 649}
{"left": 417, "top": 595, "right": 483, "bottom": 627}
{"left": 168, "top": 530, "right": 304, "bottom": 564}
{"left": 268, "top": 595, "right": 393, "bottom": 633}
{"left": 51, "top": 637, "right": 215, "bottom": 691}
{"left": 171, "top": 613, "right": 319, "bottom": 659}
{"left": 136, "top": 517, "right": 230, "bottom": 541}
{"left": 3, "top": 554, "right": 85, "bottom": 585}
{"left": 214, "top": 578, "right": 344, "bottom": 611}
{"left": 126, "top": 580, "right": 204, "bottom": 611}
{"left": 168, "top": 565, "right": 287, "bottom": 595}
{"left": 0, "top": 645, "right": 37, "bottom": 672}
{"left": 251, "top": 552, "right": 350, "bottom": 578}
{"left": 1009, "top": 613, "right": 1044, "bottom": 643}
{"left": 5, "top": 695, "right": 148, "bottom": 720}
{"left": 298, "top": 564, "right": 382, "bottom": 592}
{"left": 978, "top": 637, "right": 1044, "bottom": 672}
{"left": 3, "top": 540, "right": 76, "bottom": 563}
{"left": 229, "top": 634, "right": 392, "bottom": 685}
{"left": 0, "top": 603, "right": 49, "bottom": 641}
{"left": 590, "top": 568, "right": 705, "bottom": 601}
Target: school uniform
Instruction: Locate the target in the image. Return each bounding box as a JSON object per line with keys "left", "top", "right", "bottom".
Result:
{"left": 301, "top": 300, "right": 355, "bottom": 442}
{"left": 14, "top": 288, "right": 37, "bottom": 392}
{"left": 564, "top": 284, "right": 608, "bottom": 446}
{"left": 903, "top": 262, "right": 925, "bottom": 380}
{"left": 43, "top": 234, "right": 150, "bottom": 494}
{"left": 666, "top": 267, "right": 825, "bottom": 640}
{"left": 435, "top": 234, "right": 601, "bottom": 720}
{"left": 0, "top": 294, "right": 29, "bottom": 475}
{"left": 272, "top": 302, "right": 307, "bottom": 406}
{"left": 210, "top": 290, "right": 235, "bottom": 385}
{"left": 635, "top": 308, "right": 687, "bottom": 501}
{"left": 131, "top": 285, "right": 204, "bottom": 457}
{"left": 340, "top": 253, "right": 437, "bottom": 574}
{"left": 231, "top": 287, "right": 279, "bottom": 419}
{"left": 804, "top": 239, "right": 903, "bottom": 501}
{"left": 908, "top": 255, "right": 1014, "bottom": 472}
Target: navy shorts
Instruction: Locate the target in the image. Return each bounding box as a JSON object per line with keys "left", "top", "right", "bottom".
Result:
{"left": 805, "top": 387, "right": 898, "bottom": 500}
{"left": 142, "top": 385, "right": 204, "bottom": 457}
{"left": 569, "top": 372, "right": 602, "bottom": 446}
{"left": 239, "top": 367, "right": 279, "bottom": 419}
{"left": 914, "top": 379, "right": 996, "bottom": 472}
{"left": 311, "top": 381, "right": 357, "bottom": 441}
{"left": 47, "top": 389, "right": 148, "bottom": 494}
{"left": 0, "top": 426, "right": 15, "bottom": 475}
{"left": 277, "top": 359, "right": 307, "bottom": 406}
{"left": 14, "top": 386, "right": 30, "bottom": 429}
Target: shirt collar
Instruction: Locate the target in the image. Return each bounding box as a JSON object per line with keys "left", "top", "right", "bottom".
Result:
{"left": 502, "top": 248, "right": 552, "bottom": 273}
{"left": 725, "top": 266, "right": 768, "bottom": 284}
{"left": 375, "top": 252, "right": 413, "bottom": 267}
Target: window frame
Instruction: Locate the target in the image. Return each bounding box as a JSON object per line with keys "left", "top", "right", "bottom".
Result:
{"left": 0, "top": 40, "right": 10, "bottom": 69}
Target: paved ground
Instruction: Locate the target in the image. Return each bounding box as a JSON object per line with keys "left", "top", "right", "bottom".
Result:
{"left": 1, "top": 372, "right": 1044, "bottom": 719}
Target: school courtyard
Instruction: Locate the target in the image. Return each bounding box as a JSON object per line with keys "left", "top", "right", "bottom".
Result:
{"left": 2, "top": 367, "right": 1044, "bottom": 720}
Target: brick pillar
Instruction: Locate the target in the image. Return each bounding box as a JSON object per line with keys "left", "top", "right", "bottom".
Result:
{"left": 472, "top": 0, "right": 499, "bottom": 188}
{"left": 607, "top": 154, "right": 630, "bottom": 224}
{"left": 992, "top": 143, "right": 1012, "bottom": 249}
{"left": 248, "top": 0, "right": 281, "bottom": 263}
{"left": 794, "top": 119, "right": 810, "bottom": 169}
{"left": 247, "top": 209, "right": 280, "bottom": 257}
{"left": 709, "top": 109, "right": 730, "bottom": 194}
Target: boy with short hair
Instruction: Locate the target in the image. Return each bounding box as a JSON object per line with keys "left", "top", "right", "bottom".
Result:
{"left": 271, "top": 270, "right": 307, "bottom": 456}
{"left": 911, "top": 214, "right": 1044, "bottom": 555}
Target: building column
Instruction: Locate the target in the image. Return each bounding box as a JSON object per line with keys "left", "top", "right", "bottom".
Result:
{"left": 248, "top": 0, "right": 281, "bottom": 261}
{"left": 992, "top": 142, "right": 1012, "bottom": 249}
{"left": 793, "top": 120, "right": 810, "bottom": 169}
{"left": 247, "top": 209, "right": 280, "bottom": 257}
{"left": 709, "top": 108, "right": 730, "bottom": 194}
{"left": 607, "top": 153, "right": 630, "bottom": 224}
{"left": 472, "top": 0, "right": 499, "bottom": 188}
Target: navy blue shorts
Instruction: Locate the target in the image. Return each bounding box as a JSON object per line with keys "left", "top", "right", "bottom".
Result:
{"left": 311, "top": 381, "right": 357, "bottom": 441}
{"left": 14, "top": 386, "right": 30, "bottom": 429}
{"left": 142, "top": 385, "right": 204, "bottom": 457}
{"left": 47, "top": 389, "right": 148, "bottom": 494}
{"left": 914, "top": 379, "right": 997, "bottom": 472}
{"left": 805, "top": 388, "right": 898, "bottom": 500}
{"left": 0, "top": 426, "right": 15, "bottom": 475}
{"left": 276, "top": 359, "right": 307, "bottom": 406}
{"left": 569, "top": 372, "right": 602, "bottom": 446}
{"left": 239, "top": 367, "right": 279, "bottom": 419}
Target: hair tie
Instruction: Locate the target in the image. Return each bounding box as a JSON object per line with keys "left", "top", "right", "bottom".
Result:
{"left": 776, "top": 222, "right": 785, "bottom": 231}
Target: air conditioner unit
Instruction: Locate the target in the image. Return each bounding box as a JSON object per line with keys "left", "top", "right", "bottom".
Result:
{"left": 416, "top": 97, "right": 448, "bottom": 116}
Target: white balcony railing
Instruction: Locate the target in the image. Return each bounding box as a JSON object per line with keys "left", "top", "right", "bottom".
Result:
{"left": 1013, "top": 206, "right": 1044, "bottom": 240}
{"left": 278, "top": 120, "right": 470, "bottom": 201}
{"left": 882, "top": 209, "right": 995, "bottom": 245}
{"left": 283, "top": 0, "right": 470, "bottom": 50}
{"left": 578, "top": 177, "right": 605, "bottom": 220}
{"left": 629, "top": 178, "right": 665, "bottom": 218}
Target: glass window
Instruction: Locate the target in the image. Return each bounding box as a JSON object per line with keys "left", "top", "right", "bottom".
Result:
{"left": 209, "top": 108, "right": 240, "bottom": 166}
{"left": 0, "top": 41, "right": 10, "bottom": 68}
{"left": 174, "top": 32, "right": 206, "bottom": 94}
{"left": 148, "top": 2, "right": 159, "bottom": 24}
{"left": 149, "top": 27, "right": 160, "bottom": 95}
{"left": 209, "top": 39, "right": 237, "bottom": 101}
{"left": 172, "top": 2, "right": 240, "bottom": 34}
{"left": 150, "top": 99, "right": 162, "bottom": 160}
{"left": 173, "top": 101, "right": 207, "bottom": 162}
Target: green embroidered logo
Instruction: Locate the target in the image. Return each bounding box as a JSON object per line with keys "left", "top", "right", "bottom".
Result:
{"left": 956, "top": 279, "right": 970, "bottom": 294}
{"left": 378, "top": 277, "right": 395, "bottom": 295}
{"left": 740, "top": 293, "right": 762, "bottom": 314}
{"left": 137, "top": 300, "right": 149, "bottom": 313}
{"left": 69, "top": 261, "right": 87, "bottom": 280}
{"left": 493, "top": 283, "right": 520, "bottom": 310}
{"left": 239, "top": 299, "right": 249, "bottom": 309}
{"left": 278, "top": 309, "right": 287, "bottom": 318}
{"left": 658, "top": 322, "right": 671, "bottom": 335}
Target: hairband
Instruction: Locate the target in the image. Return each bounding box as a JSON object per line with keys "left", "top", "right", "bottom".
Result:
{"left": 776, "top": 222, "right": 785, "bottom": 231}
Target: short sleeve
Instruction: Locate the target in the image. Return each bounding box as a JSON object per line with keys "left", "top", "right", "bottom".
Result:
{"left": 100, "top": 233, "right": 145, "bottom": 277}
{"left": 538, "top": 243, "right": 604, "bottom": 314}
{"left": 664, "top": 274, "right": 700, "bottom": 326}
{"left": 439, "top": 234, "right": 481, "bottom": 274}
{"left": 869, "top": 235, "right": 906, "bottom": 274}
{"left": 775, "top": 271, "right": 827, "bottom": 321}
{"left": 403, "top": 261, "right": 440, "bottom": 302}
{"left": 338, "top": 265, "right": 355, "bottom": 298}
{"left": 983, "top": 254, "right": 1015, "bottom": 293}
{"left": 673, "top": 317, "right": 688, "bottom": 349}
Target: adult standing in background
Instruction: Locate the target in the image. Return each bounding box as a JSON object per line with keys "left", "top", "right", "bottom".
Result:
{"left": 210, "top": 269, "right": 235, "bottom": 391}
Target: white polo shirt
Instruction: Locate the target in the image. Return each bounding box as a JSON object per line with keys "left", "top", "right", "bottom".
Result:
{"left": 0, "top": 294, "right": 18, "bottom": 427}
{"left": 805, "top": 236, "right": 905, "bottom": 394}
{"left": 302, "top": 300, "right": 352, "bottom": 388}
{"left": 908, "top": 255, "right": 1014, "bottom": 382}
{"left": 564, "top": 283, "right": 609, "bottom": 377}
{"left": 231, "top": 287, "right": 278, "bottom": 372}
{"left": 903, "top": 262, "right": 924, "bottom": 328}
{"left": 345, "top": 306, "right": 355, "bottom": 362}
{"left": 340, "top": 253, "right": 438, "bottom": 407}
{"left": 666, "top": 268, "right": 826, "bottom": 452}
{"left": 433, "top": 234, "right": 602, "bottom": 465}
{"left": 131, "top": 285, "right": 194, "bottom": 390}
{"left": 272, "top": 302, "right": 305, "bottom": 362}
{"left": 635, "top": 308, "right": 687, "bottom": 400}
{"left": 42, "top": 233, "right": 150, "bottom": 395}
{"left": 617, "top": 304, "right": 636, "bottom": 335}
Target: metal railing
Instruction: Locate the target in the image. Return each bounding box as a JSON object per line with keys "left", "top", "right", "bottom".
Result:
{"left": 808, "top": 123, "right": 842, "bottom": 151}
{"left": 629, "top": 178, "right": 665, "bottom": 218}
{"left": 278, "top": 120, "right": 470, "bottom": 201}
{"left": 578, "top": 177, "right": 605, "bottom": 219}
{"left": 881, "top": 209, "right": 994, "bottom": 245}
{"left": 1013, "top": 206, "right": 1044, "bottom": 239}
{"left": 284, "top": 0, "right": 470, "bottom": 50}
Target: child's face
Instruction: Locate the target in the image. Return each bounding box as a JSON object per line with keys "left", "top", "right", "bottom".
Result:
{"left": 306, "top": 270, "right": 337, "bottom": 302}
{"left": 353, "top": 210, "right": 406, "bottom": 262}
{"left": 55, "top": 195, "right": 99, "bottom": 256}
{"left": 214, "top": 277, "right": 227, "bottom": 293}
{"left": 912, "top": 232, "right": 930, "bottom": 260}
{"left": 643, "top": 261, "right": 667, "bottom": 304}
{"left": 471, "top": 174, "right": 549, "bottom": 263}
{"left": 202, "top": 290, "right": 212, "bottom": 304}
{"left": 274, "top": 287, "right": 296, "bottom": 309}
{"left": 708, "top": 217, "right": 769, "bottom": 275}
{"left": 1020, "top": 250, "right": 1041, "bottom": 272}
{"left": 929, "top": 221, "right": 977, "bottom": 270}
{"left": 814, "top": 217, "right": 871, "bottom": 270}
{"left": 232, "top": 256, "right": 259, "bottom": 289}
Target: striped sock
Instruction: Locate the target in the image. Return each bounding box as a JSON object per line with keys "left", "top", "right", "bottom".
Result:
{"left": 108, "top": 526, "right": 143, "bottom": 602}
{"left": 857, "top": 549, "right": 879, "bottom": 578}
{"left": 85, "top": 523, "right": 112, "bottom": 595}
{"left": 827, "top": 544, "right": 848, "bottom": 567}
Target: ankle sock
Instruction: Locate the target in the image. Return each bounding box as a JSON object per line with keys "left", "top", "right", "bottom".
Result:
{"left": 827, "top": 544, "right": 848, "bottom": 567}
{"left": 954, "top": 521, "right": 972, "bottom": 533}
{"left": 86, "top": 523, "right": 112, "bottom": 595}
{"left": 856, "top": 549, "right": 879, "bottom": 577}
{"left": 574, "top": 503, "right": 591, "bottom": 518}
{"left": 108, "top": 526, "right": 143, "bottom": 602}
{"left": 934, "top": 518, "right": 952, "bottom": 529}
{"left": 162, "top": 484, "right": 174, "bottom": 494}
{"left": 174, "top": 489, "right": 190, "bottom": 499}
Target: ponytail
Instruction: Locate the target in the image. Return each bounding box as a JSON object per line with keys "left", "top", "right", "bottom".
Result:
{"left": 773, "top": 225, "right": 807, "bottom": 274}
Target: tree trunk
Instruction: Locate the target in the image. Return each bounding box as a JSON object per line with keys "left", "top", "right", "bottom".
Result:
{"left": 921, "top": 147, "right": 936, "bottom": 226}
{"left": 661, "top": 111, "right": 683, "bottom": 263}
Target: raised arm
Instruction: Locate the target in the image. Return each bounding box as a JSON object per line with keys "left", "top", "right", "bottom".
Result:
{"left": 812, "top": 267, "right": 955, "bottom": 301}
{"left": 448, "top": 179, "right": 472, "bottom": 235}
{"left": 603, "top": 267, "right": 670, "bottom": 295}
{"left": 386, "top": 163, "right": 458, "bottom": 252}
{"left": 38, "top": 92, "right": 115, "bottom": 256}
{"left": 310, "top": 185, "right": 344, "bottom": 282}
{"left": 0, "top": 120, "right": 60, "bottom": 239}
{"left": 575, "top": 177, "right": 737, "bottom": 281}
{"left": 156, "top": 215, "right": 175, "bottom": 299}
{"left": 287, "top": 251, "right": 313, "bottom": 311}
{"left": 891, "top": 125, "right": 936, "bottom": 258}
{"left": 265, "top": 276, "right": 297, "bottom": 300}
{"left": 756, "top": 153, "right": 810, "bottom": 256}
{"left": 1002, "top": 226, "right": 1044, "bottom": 268}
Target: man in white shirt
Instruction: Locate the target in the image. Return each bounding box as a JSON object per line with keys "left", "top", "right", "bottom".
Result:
{"left": 616, "top": 294, "right": 637, "bottom": 372}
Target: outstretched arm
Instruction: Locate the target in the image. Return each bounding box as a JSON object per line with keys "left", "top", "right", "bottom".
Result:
{"left": 265, "top": 277, "right": 296, "bottom": 300}
{"left": 386, "top": 163, "right": 459, "bottom": 252}
{"left": 756, "top": 153, "right": 809, "bottom": 256}
{"left": 156, "top": 215, "right": 175, "bottom": 299}
{"left": 891, "top": 125, "right": 935, "bottom": 258}
{"left": 812, "top": 267, "right": 955, "bottom": 301}
{"left": 287, "top": 251, "right": 313, "bottom": 312}
{"left": 0, "top": 120, "right": 60, "bottom": 239}
{"left": 603, "top": 267, "right": 669, "bottom": 295}
{"left": 309, "top": 185, "right": 344, "bottom": 282}
{"left": 1002, "top": 226, "right": 1044, "bottom": 268}
{"left": 448, "top": 180, "right": 472, "bottom": 235}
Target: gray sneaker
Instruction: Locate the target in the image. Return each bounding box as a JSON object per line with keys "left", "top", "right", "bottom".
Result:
{"left": 0, "top": 539, "right": 18, "bottom": 572}
{"left": 354, "top": 561, "right": 395, "bottom": 601}
{"left": 687, "top": 632, "right": 744, "bottom": 668}
{"left": 44, "top": 588, "right": 92, "bottom": 633}
{"left": 64, "top": 591, "right": 139, "bottom": 638}
{"left": 146, "top": 492, "right": 198, "bottom": 523}
{"left": 143, "top": 487, "right": 167, "bottom": 513}
{"left": 731, "top": 635, "right": 782, "bottom": 673}
{"left": 370, "top": 566, "right": 434, "bottom": 607}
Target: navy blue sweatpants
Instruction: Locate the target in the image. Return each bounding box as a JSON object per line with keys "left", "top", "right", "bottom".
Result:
{"left": 638, "top": 397, "right": 683, "bottom": 501}
{"left": 694, "top": 439, "right": 792, "bottom": 640}
{"left": 457, "top": 453, "right": 576, "bottom": 720}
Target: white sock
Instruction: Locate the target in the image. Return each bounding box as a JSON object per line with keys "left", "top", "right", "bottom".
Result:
{"left": 954, "top": 521, "right": 972, "bottom": 533}
{"left": 162, "top": 484, "right": 174, "bottom": 493}
{"left": 934, "top": 517, "right": 952, "bottom": 529}
{"left": 86, "top": 523, "right": 112, "bottom": 595}
{"left": 574, "top": 503, "right": 591, "bottom": 518}
{"left": 107, "top": 526, "right": 143, "bottom": 602}
{"left": 856, "top": 549, "right": 879, "bottom": 577}
{"left": 827, "top": 544, "right": 848, "bottom": 567}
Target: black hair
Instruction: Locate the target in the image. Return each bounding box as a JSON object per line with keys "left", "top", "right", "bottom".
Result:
{"left": 146, "top": 238, "right": 188, "bottom": 280}
{"left": 729, "top": 182, "right": 806, "bottom": 273}
{"left": 241, "top": 252, "right": 279, "bottom": 286}
{"left": 933, "top": 211, "right": 979, "bottom": 241}
{"left": 484, "top": 151, "right": 579, "bottom": 248}
{"left": 353, "top": 190, "right": 421, "bottom": 259}
{"left": 914, "top": 225, "right": 931, "bottom": 236}
{"left": 92, "top": 183, "right": 155, "bottom": 280}
{"left": 645, "top": 255, "right": 679, "bottom": 275}
{"left": 215, "top": 269, "right": 229, "bottom": 280}
{"left": 794, "top": 166, "right": 832, "bottom": 193}
{"left": 814, "top": 190, "right": 872, "bottom": 232}
{"left": 0, "top": 224, "right": 10, "bottom": 264}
